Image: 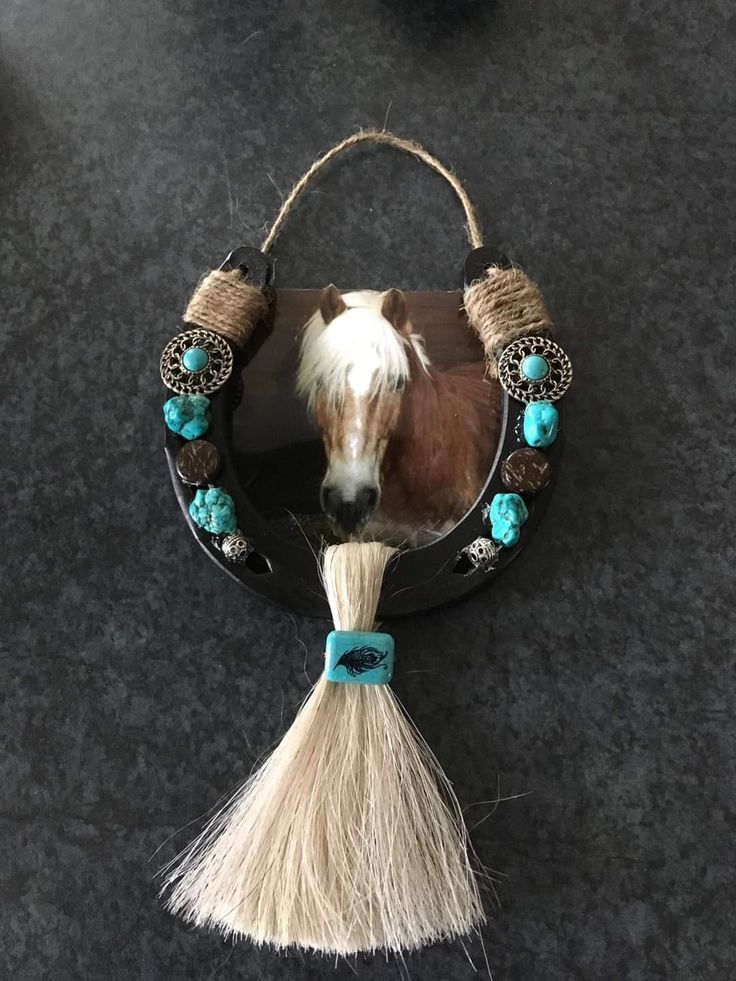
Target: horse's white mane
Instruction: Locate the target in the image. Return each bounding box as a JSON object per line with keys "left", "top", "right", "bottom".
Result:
{"left": 296, "top": 290, "right": 430, "bottom": 406}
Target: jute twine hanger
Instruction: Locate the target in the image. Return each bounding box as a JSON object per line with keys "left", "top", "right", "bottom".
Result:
{"left": 182, "top": 129, "right": 552, "bottom": 374}
{"left": 260, "top": 129, "right": 484, "bottom": 252}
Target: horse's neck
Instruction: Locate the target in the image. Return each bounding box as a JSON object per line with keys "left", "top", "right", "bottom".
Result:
{"left": 397, "top": 358, "right": 499, "bottom": 468}
{"left": 379, "top": 347, "right": 502, "bottom": 529}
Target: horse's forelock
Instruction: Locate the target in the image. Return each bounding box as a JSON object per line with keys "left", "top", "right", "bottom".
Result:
{"left": 297, "top": 298, "right": 427, "bottom": 407}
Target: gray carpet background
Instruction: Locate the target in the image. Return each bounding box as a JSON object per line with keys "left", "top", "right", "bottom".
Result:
{"left": 1, "top": 0, "right": 735, "bottom": 978}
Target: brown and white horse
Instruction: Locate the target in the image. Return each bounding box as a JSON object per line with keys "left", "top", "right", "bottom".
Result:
{"left": 297, "top": 285, "right": 503, "bottom": 546}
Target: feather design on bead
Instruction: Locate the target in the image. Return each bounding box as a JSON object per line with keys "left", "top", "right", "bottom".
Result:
{"left": 335, "top": 645, "right": 388, "bottom": 677}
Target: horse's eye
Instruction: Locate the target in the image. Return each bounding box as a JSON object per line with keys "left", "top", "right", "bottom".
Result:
{"left": 394, "top": 378, "right": 405, "bottom": 392}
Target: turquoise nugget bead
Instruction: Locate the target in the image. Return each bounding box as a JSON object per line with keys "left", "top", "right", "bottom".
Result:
{"left": 487, "top": 492, "right": 528, "bottom": 547}
{"left": 523, "top": 401, "right": 559, "bottom": 448}
{"left": 163, "top": 394, "right": 211, "bottom": 440}
{"left": 189, "top": 487, "right": 237, "bottom": 534}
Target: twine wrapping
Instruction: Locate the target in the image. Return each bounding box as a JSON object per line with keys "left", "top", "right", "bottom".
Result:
{"left": 464, "top": 265, "right": 553, "bottom": 376}
{"left": 183, "top": 269, "right": 269, "bottom": 349}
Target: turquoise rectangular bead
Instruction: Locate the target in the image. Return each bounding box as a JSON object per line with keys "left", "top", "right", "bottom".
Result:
{"left": 324, "top": 630, "right": 394, "bottom": 686}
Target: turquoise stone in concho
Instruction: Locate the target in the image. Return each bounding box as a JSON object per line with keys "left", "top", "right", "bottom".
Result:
{"left": 324, "top": 630, "right": 394, "bottom": 685}
{"left": 163, "top": 394, "right": 211, "bottom": 440}
{"left": 523, "top": 401, "right": 559, "bottom": 448}
{"left": 188, "top": 487, "right": 237, "bottom": 534}
{"left": 181, "top": 346, "right": 209, "bottom": 372}
{"left": 485, "top": 493, "right": 529, "bottom": 547}
{"left": 521, "top": 353, "right": 549, "bottom": 380}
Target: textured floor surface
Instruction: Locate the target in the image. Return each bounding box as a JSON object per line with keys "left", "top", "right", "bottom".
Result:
{"left": 1, "top": 0, "right": 735, "bottom": 978}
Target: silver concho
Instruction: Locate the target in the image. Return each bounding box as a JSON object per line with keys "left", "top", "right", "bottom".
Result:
{"left": 463, "top": 536, "right": 501, "bottom": 572}
{"left": 497, "top": 336, "right": 572, "bottom": 403}
{"left": 160, "top": 328, "right": 234, "bottom": 395}
{"left": 220, "top": 530, "right": 252, "bottom": 564}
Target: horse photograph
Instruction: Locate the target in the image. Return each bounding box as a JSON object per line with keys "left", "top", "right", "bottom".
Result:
{"left": 234, "top": 283, "right": 503, "bottom": 549}
{"left": 296, "top": 285, "right": 502, "bottom": 546}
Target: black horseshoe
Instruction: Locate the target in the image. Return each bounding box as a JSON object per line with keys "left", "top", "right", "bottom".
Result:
{"left": 164, "top": 248, "right": 563, "bottom": 619}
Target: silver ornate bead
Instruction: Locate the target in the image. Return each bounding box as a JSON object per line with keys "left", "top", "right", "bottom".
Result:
{"left": 497, "top": 335, "right": 572, "bottom": 403}
{"left": 160, "top": 328, "right": 234, "bottom": 395}
{"left": 463, "top": 536, "right": 502, "bottom": 572}
{"left": 220, "top": 530, "right": 252, "bottom": 564}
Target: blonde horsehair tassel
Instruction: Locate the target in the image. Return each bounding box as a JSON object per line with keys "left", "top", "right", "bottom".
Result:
{"left": 162, "top": 542, "right": 484, "bottom": 953}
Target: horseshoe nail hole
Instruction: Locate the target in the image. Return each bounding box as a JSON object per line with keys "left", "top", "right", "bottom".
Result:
{"left": 244, "top": 550, "right": 271, "bottom": 575}
{"left": 452, "top": 552, "right": 474, "bottom": 575}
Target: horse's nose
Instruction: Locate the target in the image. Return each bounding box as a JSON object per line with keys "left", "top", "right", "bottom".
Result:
{"left": 321, "top": 484, "right": 378, "bottom": 535}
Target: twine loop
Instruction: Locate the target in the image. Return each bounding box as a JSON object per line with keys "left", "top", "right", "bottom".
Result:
{"left": 261, "top": 129, "right": 483, "bottom": 253}
{"left": 182, "top": 131, "right": 553, "bottom": 361}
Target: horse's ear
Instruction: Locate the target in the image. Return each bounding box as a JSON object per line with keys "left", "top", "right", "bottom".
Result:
{"left": 381, "top": 288, "right": 410, "bottom": 334}
{"left": 320, "top": 285, "right": 347, "bottom": 324}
